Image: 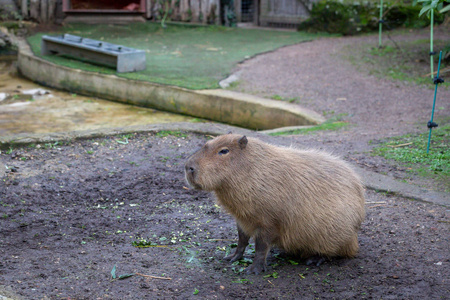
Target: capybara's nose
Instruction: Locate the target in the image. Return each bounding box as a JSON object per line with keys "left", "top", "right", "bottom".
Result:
{"left": 185, "top": 163, "right": 195, "bottom": 174}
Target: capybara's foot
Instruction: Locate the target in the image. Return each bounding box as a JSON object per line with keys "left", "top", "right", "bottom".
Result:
{"left": 223, "top": 252, "right": 243, "bottom": 263}
{"left": 305, "top": 256, "right": 327, "bottom": 267}
{"left": 245, "top": 262, "right": 267, "bottom": 275}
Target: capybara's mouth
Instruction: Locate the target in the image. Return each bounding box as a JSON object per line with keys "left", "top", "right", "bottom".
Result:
{"left": 185, "top": 172, "right": 203, "bottom": 190}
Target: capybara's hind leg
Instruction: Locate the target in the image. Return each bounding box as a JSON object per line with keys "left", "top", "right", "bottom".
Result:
{"left": 224, "top": 223, "right": 249, "bottom": 262}
{"left": 338, "top": 235, "right": 360, "bottom": 258}
{"left": 306, "top": 256, "right": 327, "bottom": 266}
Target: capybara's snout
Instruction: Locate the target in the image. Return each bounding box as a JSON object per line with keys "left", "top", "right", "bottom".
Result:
{"left": 184, "top": 158, "right": 201, "bottom": 190}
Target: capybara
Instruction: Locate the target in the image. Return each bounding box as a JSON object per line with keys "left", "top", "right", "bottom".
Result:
{"left": 185, "top": 134, "right": 365, "bottom": 274}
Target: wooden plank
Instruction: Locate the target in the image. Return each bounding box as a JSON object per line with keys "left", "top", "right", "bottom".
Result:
{"left": 180, "top": 0, "right": 189, "bottom": 21}
{"left": 145, "top": 0, "right": 151, "bottom": 19}
{"left": 21, "top": 0, "right": 29, "bottom": 18}
{"left": 40, "top": 0, "right": 48, "bottom": 23}
{"left": 48, "top": 0, "right": 56, "bottom": 22}
{"left": 190, "top": 0, "right": 199, "bottom": 22}
{"left": 30, "top": 0, "right": 40, "bottom": 20}
{"left": 201, "top": 0, "right": 208, "bottom": 24}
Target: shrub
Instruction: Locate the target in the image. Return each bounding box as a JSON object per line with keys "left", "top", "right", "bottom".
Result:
{"left": 298, "top": 0, "right": 445, "bottom": 35}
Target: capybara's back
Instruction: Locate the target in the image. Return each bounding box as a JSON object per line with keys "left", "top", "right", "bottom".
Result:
{"left": 185, "top": 134, "right": 365, "bottom": 273}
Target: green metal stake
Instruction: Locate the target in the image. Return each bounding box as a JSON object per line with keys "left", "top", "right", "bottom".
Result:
{"left": 430, "top": 9, "right": 434, "bottom": 78}
{"left": 426, "top": 51, "right": 443, "bottom": 154}
{"left": 378, "top": 0, "right": 383, "bottom": 48}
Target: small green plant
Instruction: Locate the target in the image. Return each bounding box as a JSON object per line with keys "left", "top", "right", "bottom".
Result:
{"left": 44, "top": 142, "right": 59, "bottom": 149}
{"left": 416, "top": 0, "right": 449, "bottom": 77}
{"left": 271, "top": 95, "right": 298, "bottom": 103}
{"left": 155, "top": 130, "right": 187, "bottom": 138}
{"left": 269, "top": 114, "right": 348, "bottom": 136}
{"left": 263, "top": 271, "right": 279, "bottom": 279}
{"left": 160, "top": 156, "right": 170, "bottom": 163}
{"left": 132, "top": 239, "right": 158, "bottom": 247}
{"left": 231, "top": 278, "right": 253, "bottom": 284}
{"left": 373, "top": 123, "right": 449, "bottom": 190}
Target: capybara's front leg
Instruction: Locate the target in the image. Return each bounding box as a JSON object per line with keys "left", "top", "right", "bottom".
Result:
{"left": 224, "top": 223, "right": 249, "bottom": 262}
{"left": 245, "top": 231, "right": 273, "bottom": 275}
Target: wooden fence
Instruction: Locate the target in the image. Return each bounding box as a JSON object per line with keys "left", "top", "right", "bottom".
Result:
{"left": 16, "top": 0, "right": 58, "bottom": 23}
{"left": 13, "top": 0, "right": 221, "bottom": 25}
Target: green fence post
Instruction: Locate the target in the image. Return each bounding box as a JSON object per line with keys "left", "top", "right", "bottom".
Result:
{"left": 378, "top": 0, "right": 383, "bottom": 48}
{"left": 426, "top": 51, "right": 444, "bottom": 154}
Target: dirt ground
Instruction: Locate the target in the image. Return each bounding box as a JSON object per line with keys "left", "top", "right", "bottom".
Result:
{"left": 0, "top": 132, "right": 448, "bottom": 300}
{"left": 1, "top": 26, "right": 449, "bottom": 299}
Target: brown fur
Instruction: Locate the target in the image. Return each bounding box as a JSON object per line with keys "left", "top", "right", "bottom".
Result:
{"left": 185, "top": 134, "right": 365, "bottom": 273}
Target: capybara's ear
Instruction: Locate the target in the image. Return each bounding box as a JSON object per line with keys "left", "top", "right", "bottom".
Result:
{"left": 238, "top": 136, "right": 248, "bottom": 150}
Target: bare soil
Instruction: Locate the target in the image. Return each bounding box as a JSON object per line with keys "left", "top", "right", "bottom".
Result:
{"left": 0, "top": 132, "right": 449, "bottom": 300}
{"left": 1, "top": 27, "right": 449, "bottom": 299}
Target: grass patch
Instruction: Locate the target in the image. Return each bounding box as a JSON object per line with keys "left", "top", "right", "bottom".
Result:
{"left": 372, "top": 122, "right": 449, "bottom": 191}
{"left": 343, "top": 36, "right": 449, "bottom": 87}
{"left": 269, "top": 114, "right": 349, "bottom": 136}
{"left": 271, "top": 94, "right": 298, "bottom": 103}
{"left": 155, "top": 130, "right": 187, "bottom": 138}
{"left": 27, "top": 23, "right": 329, "bottom": 90}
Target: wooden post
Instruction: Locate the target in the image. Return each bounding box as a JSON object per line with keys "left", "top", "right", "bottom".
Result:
{"left": 21, "top": 0, "right": 29, "bottom": 18}
{"left": 30, "top": 0, "right": 40, "bottom": 20}
{"left": 191, "top": 0, "right": 199, "bottom": 22}
{"left": 215, "top": 0, "right": 220, "bottom": 25}
{"left": 48, "top": 0, "right": 56, "bottom": 23}
{"left": 40, "top": 0, "right": 48, "bottom": 23}
{"left": 180, "top": 0, "right": 189, "bottom": 21}
{"left": 145, "top": 0, "right": 151, "bottom": 19}
{"left": 201, "top": 0, "right": 208, "bottom": 24}
{"left": 234, "top": 0, "right": 241, "bottom": 23}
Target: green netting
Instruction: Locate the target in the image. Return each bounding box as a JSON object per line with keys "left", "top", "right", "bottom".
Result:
{"left": 27, "top": 23, "right": 328, "bottom": 90}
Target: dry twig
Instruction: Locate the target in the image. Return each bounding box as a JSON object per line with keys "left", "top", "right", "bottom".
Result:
{"left": 387, "top": 142, "right": 412, "bottom": 148}
{"left": 135, "top": 273, "right": 172, "bottom": 280}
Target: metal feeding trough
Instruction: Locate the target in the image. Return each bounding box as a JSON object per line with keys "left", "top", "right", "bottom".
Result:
{"left": 41, "top": 34, "right": 146, "bottom": 73}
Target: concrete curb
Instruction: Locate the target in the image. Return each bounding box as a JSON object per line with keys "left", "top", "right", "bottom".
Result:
{"left": 0, "top": 285, "right": 24, "bottom": 300}
{"left": 1, "top": 122, "right": 448, "bottom": 207}
{"left": 17, "top": 39, "right": 324, "bottom": 130}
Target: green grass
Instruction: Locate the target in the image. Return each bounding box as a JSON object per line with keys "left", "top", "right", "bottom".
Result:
{"left": 344, "top": 37, "right": 449, "bottom": 87}
{"left": 372, "top": 122, "right": 450, "bottom": 191}
{"left": 28, "top": 23, "right": 329, "bottom": 90}
{"left": 155, "top": 130, "right": 187, "bottom": 138}
{"left": 269, "top": 114, "right": 349, "bottom": 136}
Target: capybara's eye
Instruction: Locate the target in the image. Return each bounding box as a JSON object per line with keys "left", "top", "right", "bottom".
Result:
{"left": 219, "top": 148, "right": 229, "bottom": 155}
